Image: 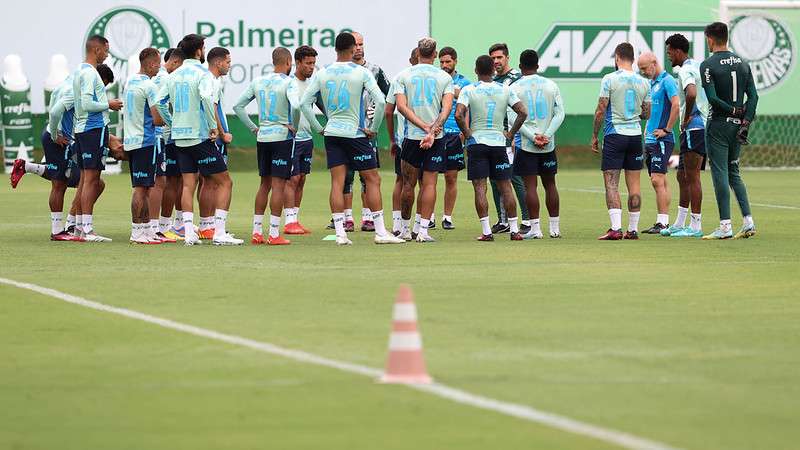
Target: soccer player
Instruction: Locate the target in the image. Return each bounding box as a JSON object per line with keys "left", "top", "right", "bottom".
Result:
{"left": 153, "top": 47, "right": 185, "bottom": 241}
{"left": 72, "top": 35, "right": 124, "bottom": 242}
{"left": 456, "top": 55, "right": 528, "bottom": 241}
{"left": 638, "top": 51, "right": 680, "bottom": 234}
{"left": 509, "top": 50, "right": 565, "bottom": 239}
{"left": 488, "top": 43, "right": 530, "bottom": 234}
{"left": 123, "top": 48, "right": 166, "bottom": 244}
{"left": 665, "top": 33, "right": 709, "bottom": 238}
{"left": 592, "top": 42, "right": 651, "bottom": 240}
{"left": 299, "top": 32, "right": 404, "bottom": 245}
{"left": 438, "top": 46, "right": 471, "bottom": 230}
{"left": 284, "top": 45, "right": 321, "bottom": 236}
{"left": 700, "top": 22, "right": 758, "bottom": 240}
{"left": 157, "top": 33, "right": 242, "bottom": 246}
{"left": 385, "top": 48, "right": 419, "bottom": 235}
{"left": 233, "top": 47, "right": 298, "bottom": 246}
{"left": 394, "top": 37, "right": 454, "bottom": 242}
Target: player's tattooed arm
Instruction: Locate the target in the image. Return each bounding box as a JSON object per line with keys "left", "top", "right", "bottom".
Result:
{"left": 592, "top": 98, "right": 608, "bottom": 153}
{"left": 455, "top": 104, "right": 471, "bottom": 139}
{"left": 603, "top": 169, "right": 622, "bottom": 209}
{"left": 640, "top": 100, "right": 651, "bottom": 121}
{"left": 431, "top": 92, "right": 455, "bottom": 135}
{"left": 506, "top": 101, "right": 528, "bottom": 139}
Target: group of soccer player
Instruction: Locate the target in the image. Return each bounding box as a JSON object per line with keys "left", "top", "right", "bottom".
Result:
{"left": 9, "top": 20, "right": 758, "bottom": 245}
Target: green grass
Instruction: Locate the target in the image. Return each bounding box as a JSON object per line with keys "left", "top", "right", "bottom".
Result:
{"left": 1, "top": 167, "right": 799, "bottom": 450}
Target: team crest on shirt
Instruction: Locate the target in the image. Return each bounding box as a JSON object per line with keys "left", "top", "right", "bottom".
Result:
{"left": 729, "top": 14, "right": 796, "bottom": 91}
{"left": 86, "top": 7, "right": 171, "bottom": 75}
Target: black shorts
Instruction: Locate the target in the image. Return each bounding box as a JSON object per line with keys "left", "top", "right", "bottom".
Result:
{"left": 75, "top": 126, "right": 109, "bottom": 170}
{"left": 467, "top": 144, "right": 512, "bottom": 181}
{"left": 401, "top": 137, "right": 446, "bottom": 173}
{"left": 444, "top": 133, "right": 465, "bottom": 171}
{"left": 64, "top": 145, "right": 80, "bottom": 188}
{"left": 602, "top": 134, "right": 643, "bottom": 171}
{"left": 41, "top": 131, "right": 69, "bottom": 181}
{"left": 164, "top": 142, "right": 180, "bottom": 177}
{"left": 644, "top": 141, "right": 674, "bottom": 175}
{"left": 324, "top": 136, "right": 377, "bottom": 171}
{"left": 177, "top": 140, "right": 227, "bottom": 176}
{"left": 128, "top": 145, "right": 157, "bottom": 188}
{"left": 155, "top": 139, "right": 167, "bottom": 177}
{"left": 680, "top": 129, "right": 706, "bottom": 155}
{"left": 513, "top": 150, "right": 558, "bottom": 176}
{"left": 257, "top": 140, "right": 293, "bottom": 179}
{"left": 291, "top": 140, "right": 313, "bottom": 176}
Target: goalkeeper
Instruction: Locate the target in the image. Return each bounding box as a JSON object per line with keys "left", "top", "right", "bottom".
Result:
{"left": 700, "top": 22, "right": 759, "bottom": 240}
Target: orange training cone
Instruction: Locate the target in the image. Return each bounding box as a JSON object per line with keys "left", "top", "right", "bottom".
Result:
{"left": 380, "top": 284, "right": 432, "bottom": 384}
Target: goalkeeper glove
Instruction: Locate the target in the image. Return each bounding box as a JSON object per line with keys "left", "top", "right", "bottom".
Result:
{"left": 737, "top": 120, "right": 751, "bottom": 145}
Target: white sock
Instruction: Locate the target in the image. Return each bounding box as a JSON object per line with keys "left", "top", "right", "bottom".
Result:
{"left": 548, "top": 217, "right": 560, "bottom": 235}
{"left": 508, "top": 216, "right": 519, "bottom": 233}
{"left": 149, "top": 219, "right": 159, "bottom": 238}
{"left": 401, "top": 218, "right": 411, "bottom": 234}
{"left": 159, "top": 216, "right": 171, "bottom": 233}
{"left": 372, "top": 210, "right": 388, "bottom": 237}
{"left": 720, "top": 219, "right": 732, "bottom": 233}
{"left": 25, "top": 162, "right": 46, "bottom": 176}
{"left": 50, "top": 212, "right": 63, "bottom": 235}
{"left": 628, "top": 211, "right": 640, "bottom": 232}
{"left": 657, "top": 214, "right": 669, "bottom": 226}
{"left": 344, "top": 209, "right": 354, "bottom": 222}
{"left": 690, "top": 213, "right": 702, "bottom": 232}
{"left": 430, "top": 213, "right": 435, "bottom": 223}
{"left": 522, "top": 219, "right": 531, "bottom": 227}
{"left": 131, "top": 222, "right": 140, "bottom": 240}
{"left": 199, "top": 216, "right": 214, "bottom": 231}
{"left": 83, "top": 214, "right": 93, "bottom": 233}
{"left": 253, "top": 214, "right": 264, "bottom": 235}
{"left": 269, "top": 214, "right": 281, "bottom": 238}
{"left": 413, "top": 213, "right": 422, "bottom": 234}
{"left": 76, "top": 215, "right": 84, "bottom": 233}
{"left": 361, "top": 207, "right": 372, "bottom": 222}
{"left": 66, "top": 214, "right": 76, "bottom": 230}
{"left": 174, "top": 211, "right": 183, "bottom": 229}
{"left": 743, "top": 215, "right": 754, "bottom": 228}
{"left": 674, "top": 206, "right": 688, "bottom": 227}
{"left": 392, "top": 210, "right": 402, "bottom": 232}
{"left": 333, "top": 212, "right": 346, "bottom": 237}
{"left": 285, "top": 207, "right": 298, "bottom": 224}
{"left": 419, "top": 218, "right": 430, "bottom": 237}
{"left": 608, "top": 209, "right": 622, "bottom": 231}
{"left": 214, "top": 209, "right": 228, "bottom": 239}
{"left": 480, "top": 216, "right": 491, "bottom": 235}
{"left": 531, "top": 218, "right": 542, "bottom": 235}
{"left": 443, "top": 214, "right": 452, "bottom": 224}
{"left": 182, "top": 211, "right": 195, "bottom": 236}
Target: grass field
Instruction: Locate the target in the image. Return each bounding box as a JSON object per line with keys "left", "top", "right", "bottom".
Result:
{"left": 1, "top": 165, "right": 799, "bottom": 450}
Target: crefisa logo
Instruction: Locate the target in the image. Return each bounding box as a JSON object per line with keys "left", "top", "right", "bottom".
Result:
{"left": 85, "top": 7, "right": 171, "bottom": 73}
{"left": 729, "top": 14, "right": 795, "bottom": 91}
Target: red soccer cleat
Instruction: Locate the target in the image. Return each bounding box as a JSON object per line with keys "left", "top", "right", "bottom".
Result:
{"left": 51, "top": 231, "right": 80, "bottom": 241}
{"left": 344, "top": 220, "right": 355, "bottom": 232}
{"left": 598, "top": 229, "right": 623, "bottom": 240}
{"left": 251, "top": 233, "right": 266, "bottom": 245}
{"left": 198, "top": 228, "right": 215, "bottom": 240}
{"left": 267, "top": 235, "right": 291, "bottom": 245}
{"left": 283, "top": 222, "right": 306, "bottom": 235}
{"left": 10, "top": 159, "right": 26, "bottom": 189}
{"left": 624, "top": 230, "right": 639, "bottom": 240}
{"left": 510, "top": 232, "right": 523, "bottom": 241}
{"left": 476, "top": 234, "right": 494, "bottom": 242}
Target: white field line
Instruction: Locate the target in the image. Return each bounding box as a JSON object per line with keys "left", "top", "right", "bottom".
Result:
{"left": 0, "top": 277, "right": 681, "bottom": 450}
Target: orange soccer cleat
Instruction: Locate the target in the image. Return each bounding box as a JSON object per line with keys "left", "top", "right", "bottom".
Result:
{"left": 283, "top": 222, "right": 306, "bottom": 235}
{"left": 251, "top": 233, "right": 266, "bottom": 245}
{"left": 267, "top": 235, "right": 291, "bottom": 245}
{"left": 198, "top": 228, "right": 215, "bottom": 240}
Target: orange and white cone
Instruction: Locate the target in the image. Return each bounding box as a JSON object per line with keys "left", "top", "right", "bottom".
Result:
{"left": 380, "top": 284, "right": 432, "bottom": 384}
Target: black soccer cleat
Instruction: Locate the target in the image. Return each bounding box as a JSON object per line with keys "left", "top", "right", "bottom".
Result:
{"left": 491, "top": 221, "right": 510, "bottom": 234}
{"left": 644, "top": 223, "right": 667, "bottom": 234}
{"left": 442, "top": 219, "right": 454, "bottom": 230}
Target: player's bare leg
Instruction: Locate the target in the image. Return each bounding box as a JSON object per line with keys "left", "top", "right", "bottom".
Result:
{"left": 498, "top": 179, "right": 522, "bottom": 240}
{"left": 443, "top": 169, "right": 458, "bottom": 229}
{"left": 624, "top": 169, "right": 642, "bottom": 239}
{"left": 472, "top": 178, "right": 493, "bottom": 241}
{"left": 399, "top": 161, "right": 420, "bottom": 240}
{"left": 252, "top": 176, "right": 271, "bottom": 244}
{"left": 541, "top": 173, "right": 560, "bottom": 238}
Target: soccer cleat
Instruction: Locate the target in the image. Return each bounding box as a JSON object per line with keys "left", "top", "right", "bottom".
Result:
{"left": 162, "top": 230, "right": 182, "bottom": 241}
{"left": 198, "top": 228, "right": 215, "bottom": 240}
{"left": 172, "top": 226, "right": 186, "bottom": 238}
{"left": 10, "top": 159, "right": 26, "bottom": 188}
{"left": 415, "top": 234, "right": 436, "bottom": 243}
{"left": 298, "top": 222, "right": 312, "bottom": 234}
{"left": 510, "top": 232, "right": 524, "bottom": 241}
{"left": 411, "top": 232, "right": 418, "bottom": 240}
{"left": 734, "top": 224, "right": 757, "bottom": 239}
{"left": 476, "top": 234, "right": 494, "bottom": 242}
{"left": 375, "top": 233, "right": 406, "bottom": 244}
{"left": 491, "top": 221, "right": 510, "bottom": 234}
{"left": 442, "top": 219, "right": 454, "bottom": 230}
{"left": 184, "top": 233, "right": 202, "bottom": 246}
{"left": 428, "top": 220, "right": 436, "bottom": 230}
{"left": 84, "top": 232, "right": 112, "bottom": 242}
{"left": 623, "top": 230, "right": 639, "bottom": 240}
{"left": 344, "top": 220, "right": 355, "bottom": 232}
{"left": 284, "top": 222, "right": 306, "bottom": 235}
{"left": 549, "top": 232, "right": 562, "bottom": 239}
{"left": 156, "top": 232, "right": 177, "bottom": 243}
{"left": 336, "top": 235, "right": 353, "bottom": 246}
{"left": 702, "top": 228, "right": 733, "bottom": 240}
{"left": 670, "top": 228, "right": 703, "bottom": 238}
{"left": 660, "top": 225, "right": 684, "bottom": 236}
{"left": 51, "top": 231, "right": 79, "bottom": 242}
{"left": 213, "top": 234, "right": 244, "bottom": 246}
{"left": 131, "top": 235, "right": 161, "bottom": 245}
{"left": 520, "top": 223, "right": 531, "bottom": 234}
{"left": 597, "top": 229, "right": 623, "bottom": 240}
{"left": 523, "top": 230, "right": 544, "bottom": 240}
{"left": 326, "top": 219, "right": 335, "bottom": 230}
{"left": 644, "top": 223, "right": 667, "bottom": 234}
{"left": 267, "top": 235, "right": 291, "bottom": 245}
{"left": 251, "top": 233, "right": 266, "bottom": 245}
{"left": 361, "top": 220, "right": 375, "bottom": 232}
{"left": 398, "top": 230, "right": 413, "bottom": 241}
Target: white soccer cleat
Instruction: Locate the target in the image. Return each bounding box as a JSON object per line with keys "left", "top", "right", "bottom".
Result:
{"left": 336, "top": 235, "right": 353, "bottom": 246}
{"left": 213, "top": 234, "right": 244, "bottom": 246}
{"left": 415, "top": 234, "right": 436, "bottom": 243}
{"left": 84, "top": 232, "right": 112, "bottom": 242}
{"left": 398, "top": 230, "right": 413, "bottom": 241}
{"left": 376, "top": 233, "right": 406, "bottom": 244}
{"left": 523, "top": 230, "right": 544, "bottom": 240}
{"left": 184, "top": 233, "right": 202, "bottom": 246}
